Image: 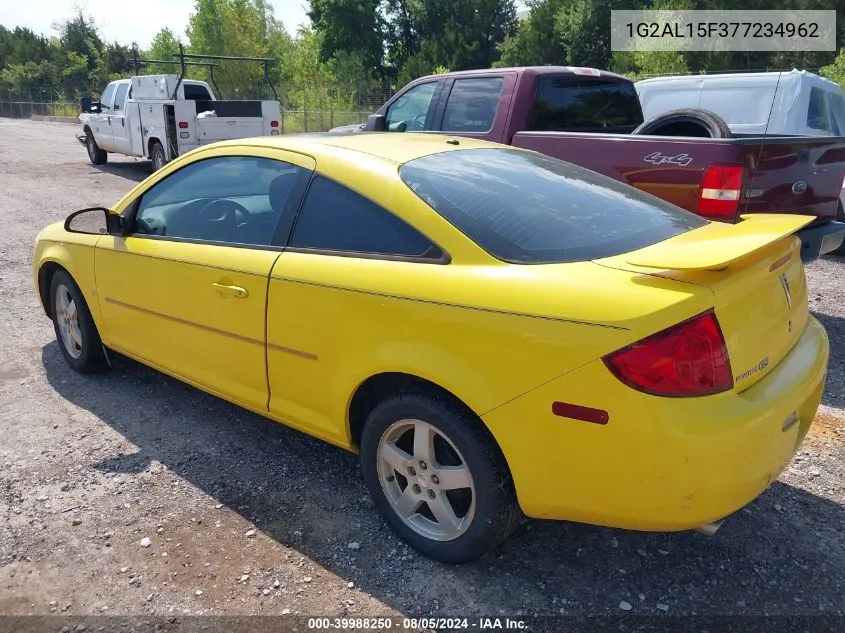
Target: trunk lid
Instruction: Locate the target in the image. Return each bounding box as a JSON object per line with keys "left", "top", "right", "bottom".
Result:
{"left": 595, "top": 214, "right": 813, "bottom": 392}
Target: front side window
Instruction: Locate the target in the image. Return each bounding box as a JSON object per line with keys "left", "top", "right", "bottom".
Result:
{"left": 289, "top": 176, "right": 439, "bottom": 259}
{"left": 99, "top": 83, "right": 116, "bottom": 110}
{"left": 440, "top": 77, "right": 503, "bottom": 133}
{"left": 400, "top": 148, "right": 706, "bottom": 264}
{"left": 132, "top": 156, "right": 308, "bottom": 246}
{"left": 808, "top": 88, "right": 830, "bottom": 132}
{"left": 385, "top": 82, "right": 439, "bottom": 132}
{"left": 113, "top": 84, "right": 128, "bottom": 112}
{"left": 529, "top": 76, "right": 644, "bottom": 133}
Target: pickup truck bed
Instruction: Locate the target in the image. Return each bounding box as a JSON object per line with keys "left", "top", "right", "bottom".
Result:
{"left": 344, "top": 66, "right": 845, "bottom": 260}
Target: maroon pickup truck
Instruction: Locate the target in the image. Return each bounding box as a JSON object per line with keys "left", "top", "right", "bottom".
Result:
{"left": 334, "top": 66, "right": 845, "bottom": 260}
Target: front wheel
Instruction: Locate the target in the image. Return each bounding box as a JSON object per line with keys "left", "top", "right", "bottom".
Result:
{"left": 49, "top": 270, "right": 105, "bottom": 373}
{"left": 85, "top": 129, "right": 107, "bottom": 165}
{"left": 360, "top": 391, "right": 520, "bottom": 564}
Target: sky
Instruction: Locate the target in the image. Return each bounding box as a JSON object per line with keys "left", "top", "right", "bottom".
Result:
{"left": 2, "top": 1, "right": 530, "bottom": 49}
{"left": 0, "top": 0, "right": 311, "bottom": 48}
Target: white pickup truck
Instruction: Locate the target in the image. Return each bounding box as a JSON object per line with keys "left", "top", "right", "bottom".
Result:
{"left": 78, "top": 74, "right": 281, "bottom": 171}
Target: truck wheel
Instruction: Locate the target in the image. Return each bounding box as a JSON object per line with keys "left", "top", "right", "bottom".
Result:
{"left": 85, "top": 128, "right": 107, "bottom": 165}
{"left": 633, "top": 108, "right": 732, "bottom": 139}
{"left": 150, "top": 141, "right": 167, "bottom": 172}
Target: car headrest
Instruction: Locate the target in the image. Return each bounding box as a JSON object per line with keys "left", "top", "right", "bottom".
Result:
{"left": 269, "top": 172, "right": 297, "bottom": 212}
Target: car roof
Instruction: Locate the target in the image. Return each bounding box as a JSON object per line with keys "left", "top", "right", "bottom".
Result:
{"left": 219, "top": 132, "right": 508, "bottom": 165}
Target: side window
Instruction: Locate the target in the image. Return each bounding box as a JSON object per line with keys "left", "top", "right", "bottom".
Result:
{"left": 133, "top": 156, "right": 307, "bottom": 246}
{"left": 827, "top": 93, "right": 845, "bottom": 136}
{"left": 113, "top": 84, "right": 128, "bottom": 112}
{"left": 99, "top": 83, "right": 116, "bottom": 110}
{"left": 289, "top": 176, "right": 439, "bottom": 259}
{"left": 808, "top": 88, "right": 830, "bottom": 133}
{"left": 385, "top": 82, "right": 439, "bottom": 132}
{"left": 440, "top": 77, "right": 503, "bottom": 133}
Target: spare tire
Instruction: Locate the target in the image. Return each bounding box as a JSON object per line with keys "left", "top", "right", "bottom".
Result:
{"left": 632, "top": 108, "right": 732, "bottom": 139}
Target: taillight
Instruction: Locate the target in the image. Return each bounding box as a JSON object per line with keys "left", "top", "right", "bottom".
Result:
{"left": 178, "top": 121, "right": 188, "bottom": 129}
{"left": 270, "top": 120, "right": 279, "bottom": 128}
{"left": 698, "top": 164, "right": 743, "bottom": 220}
{"left": 603, "top": 310, "right": 733, "bottom": 397}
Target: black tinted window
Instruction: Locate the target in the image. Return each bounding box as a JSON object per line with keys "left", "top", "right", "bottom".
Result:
{"left": 290, "top": 176, "right": 437, "bottom": 258}
{"left": 400, "top": 148, "right": 706, "bottom": 264}
{"left": 134, "top": 156, "right": 307, "bottom": 245}
{"left": 529, "top": 76, "right": 644, "bottom": 132}
{"left": 184, "top": 84, "right": 213, "bottom": 100}
{"left": 807, "top": 88, "right": 830, "bottom": 131}
{"left": 113, "top": 83, "right": 128, "bottom": 111}
{"left": 441, "top": 77, "right": 503, "bottom": 133}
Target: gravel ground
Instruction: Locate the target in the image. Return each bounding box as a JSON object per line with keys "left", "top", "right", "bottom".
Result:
{"left": 0, "top": 118, "right": 843, "bottom": 631}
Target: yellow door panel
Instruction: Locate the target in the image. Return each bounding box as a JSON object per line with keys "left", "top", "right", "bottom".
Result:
{"left": 95, "top": 237, "right": 279, "bottom": 409}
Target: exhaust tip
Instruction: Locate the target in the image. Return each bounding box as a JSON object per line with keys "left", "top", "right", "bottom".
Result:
{"left": 694, "top": 519, "right": 725, "bottom": 536}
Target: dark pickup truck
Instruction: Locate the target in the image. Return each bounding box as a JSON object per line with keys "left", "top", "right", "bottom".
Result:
{"left": 333, "top": 66, "right": 845, "bottom": 260}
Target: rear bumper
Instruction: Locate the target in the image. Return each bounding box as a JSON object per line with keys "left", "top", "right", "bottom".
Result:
{"left": 482, "top": 315, "right": 829, "bottom": 531}
{"left": 797, "top": 220, "right": 845, "bottom": 261}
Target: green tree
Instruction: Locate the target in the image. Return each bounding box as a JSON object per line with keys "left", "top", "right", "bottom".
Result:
{"left": 308, "top": 0, "right": 385, "bottom": 74}
{"left": 497, "top": 0, "right": 570, "bottom": 67}
{"left": 144, "top": 28, "right": 185, "bottom": 75}
{"left": 187, "top": 0, "right": 271, "bottom": 97}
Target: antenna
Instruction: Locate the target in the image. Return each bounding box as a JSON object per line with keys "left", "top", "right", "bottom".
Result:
{"left": 749, "top": 70, "right": 783, "bottom": 217}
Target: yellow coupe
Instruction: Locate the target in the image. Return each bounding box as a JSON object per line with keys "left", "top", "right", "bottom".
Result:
{"left": 33, "top": 133, "right": 828, "bottom": 563}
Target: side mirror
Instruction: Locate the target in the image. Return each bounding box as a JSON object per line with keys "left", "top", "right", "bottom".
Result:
{"left": 364, "top": 114, "right": 386, "bottom": 132}
{"left": 80, "top": 97, "right": 92, "bottom": 113}
{"left": 64, "top": 207, "right": 122, "bottom": 235}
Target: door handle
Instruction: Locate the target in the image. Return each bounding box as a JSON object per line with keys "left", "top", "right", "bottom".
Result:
{"left": 212, "top": 283, "right": 248, "bottom": 298}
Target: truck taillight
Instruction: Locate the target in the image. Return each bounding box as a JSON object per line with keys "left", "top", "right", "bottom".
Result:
{"left": 178, "top": 121, "right": 188, "bottom": 129}
{"left": 697, "top": 164, "right": 744, "bottom": 220}
{"left": 603, "top": 310, "right": 733, "bottom": 397}
{"left": 270, "top": 120, "right": 279, "bottom": 127}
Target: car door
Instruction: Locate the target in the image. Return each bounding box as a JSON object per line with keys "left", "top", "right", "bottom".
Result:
{"left": 92, "top": 82, "right": 117, "bottom": 150}
{"left": 109, "top": 82, "right": 131, "bottom": 154}
{"left": 94, "top": 149, "right": 314, "bottom": 410}
{"left": 381, "top": 79, "right": 445, "bottom": 133}
{"left": 265, "top": 174, "right": 445, "bottom": 446}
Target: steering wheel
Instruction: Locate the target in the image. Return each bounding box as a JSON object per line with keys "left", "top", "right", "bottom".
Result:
{"left": 198, "top": 199, "right": 251, "bottom": 230}
{"left": 410, "top": 113, "right": 427, "bottom": 131}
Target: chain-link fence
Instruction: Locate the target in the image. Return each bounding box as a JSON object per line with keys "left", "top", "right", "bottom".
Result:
{"left": 0, "top": 80, "right": 396, "bottom": 132}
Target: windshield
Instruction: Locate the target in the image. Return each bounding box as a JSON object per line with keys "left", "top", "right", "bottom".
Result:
{"left": 399, "top": 148, "right": 707, "bottom": 264}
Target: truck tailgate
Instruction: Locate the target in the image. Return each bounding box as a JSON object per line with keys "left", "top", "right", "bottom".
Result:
{"left": 197, "top": 118, "right": 264, "bottom": 142}
{"left": 739, "top": 136, "right": 845, "bottom": 222}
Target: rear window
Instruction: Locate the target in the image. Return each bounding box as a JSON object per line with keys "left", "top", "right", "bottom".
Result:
{"left": 529, "top": 76, "right": 644, "bottom": 132}
{"left": 184, "top": 84, "right": 212, "bottom": 100}
{"left": 399, "top": 148, "right": 707, "bottom": 264}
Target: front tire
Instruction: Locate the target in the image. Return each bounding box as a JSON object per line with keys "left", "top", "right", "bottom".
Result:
{"left": 85, "top": 128, "right": 107, "bottom": 165}
{"left": 360, "top": 391, "right": 520, "bottom": 564}
{"left": 49, "top": 270, "right": 105, "bottom": 373}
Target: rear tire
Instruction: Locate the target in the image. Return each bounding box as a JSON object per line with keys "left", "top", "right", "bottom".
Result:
{"left": 85, "top": 128, "right": 107, "bottom": 165}
{"left": 360, "top": 391, "right": 520, "bottom": 564}
{"left": 633, "top": 108, "right": 732, "bottom": 139}
{"left": 49, "top": 270, "right": 105, "bottom": 373}
{"left": 150, "top": 141, "right": 167, "bottom": 172}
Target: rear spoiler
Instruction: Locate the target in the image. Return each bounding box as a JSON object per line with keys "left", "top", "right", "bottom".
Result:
{"left": 623, "top": 214, "right": 814, "bottom": 270}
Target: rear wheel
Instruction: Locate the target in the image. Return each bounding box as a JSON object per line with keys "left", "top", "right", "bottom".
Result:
{"left": 360, "top": 391, "right": 520, "bottom": 564}
{"left": 49, "top": 270, "right": 105, "bottom": 373}
{"left": 85, "top": 128, "right": 107, "bottom": 165}
{"left": 150, "top": 141, "right": 167, "bottom": 172}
